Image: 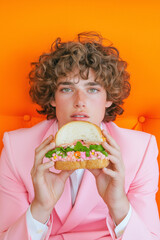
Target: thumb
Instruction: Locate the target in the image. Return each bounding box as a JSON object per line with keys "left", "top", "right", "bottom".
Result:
{"left": 58, "top": 170, "right": 75, "bottom": 182}
{"left": 89, "top": 169, "right": 101, "bottom": 177}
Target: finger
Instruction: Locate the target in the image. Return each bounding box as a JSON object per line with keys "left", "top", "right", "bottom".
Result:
{"left": 35, "top": 141, "right": 55, "bottom": 167}
{"left": 32, "top": 160, "right": 55, "bottom": 178}
{"left": 102, "top": 130, "right": 120, "bottom": 150}
{"left": 102, "top": 141, "right": 120, "bottom": 157}
{"left": 107, "top": 155, "right": 121, "bottom": 172}
{"left": 35, "top": 135, "right": 54, "bottom": 153}
{"left": 58, "top": 170, "right": 75, "bottom": 183}
{"left": 102, "top": 167, "right": 117, "bottom": 178}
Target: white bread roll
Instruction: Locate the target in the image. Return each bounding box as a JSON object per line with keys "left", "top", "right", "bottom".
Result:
{"left": 54, "top": 121, "right": 109, "bottom": 170}
{"left": 55, "top": 121, "right": 104, "bottom": 146}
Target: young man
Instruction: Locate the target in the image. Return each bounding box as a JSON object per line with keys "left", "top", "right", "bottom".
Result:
{"left": 0, "top": 32, "right": 160, "bottom": 240}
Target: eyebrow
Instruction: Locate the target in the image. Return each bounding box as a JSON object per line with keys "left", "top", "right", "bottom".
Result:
{"left": 57, "top": 81, "right": 102, "bottom": 87}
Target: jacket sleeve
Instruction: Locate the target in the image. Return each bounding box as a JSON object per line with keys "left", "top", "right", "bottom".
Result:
{"left": 0, "top": 132, "right": 53, "bottom": 240}
{"left": 107, "top": 135, "right": 160, "bottom": 240}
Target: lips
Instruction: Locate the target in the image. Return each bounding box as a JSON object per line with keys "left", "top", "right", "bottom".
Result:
{"left": 71, "top": 112, "right": 89, "bottom": 119}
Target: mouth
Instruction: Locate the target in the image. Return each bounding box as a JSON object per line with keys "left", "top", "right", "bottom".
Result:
{"left": 70, "top": 113, "right": 89, "bottom": 121}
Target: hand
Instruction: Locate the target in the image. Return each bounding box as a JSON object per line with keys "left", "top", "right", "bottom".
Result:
{"left": 89, "top": 130, "right": 129, "bottom": 225}
{"left": 30, "top": 135, "right": 73, "bottom": 223}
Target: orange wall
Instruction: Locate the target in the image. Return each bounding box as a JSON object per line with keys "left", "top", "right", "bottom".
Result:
{"left": 0, "top": 0, "right": 160, "bottom": 211}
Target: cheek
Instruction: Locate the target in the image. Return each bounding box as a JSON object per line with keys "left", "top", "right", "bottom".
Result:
{"left": 90, "top": 97, "right": 107, "bottom": 116}
{"left": 54, "top": 94, "right": 68, "bottom": 106}
{"left": 90, "top": 96, "right": 106, "bottom": 107}
{"left": 55, "top": 96, "right": 71, "bottom": 114}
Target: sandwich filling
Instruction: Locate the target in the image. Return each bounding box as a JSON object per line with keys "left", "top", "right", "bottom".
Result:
{"left": 45, "top": 140, "right": 109, "bottom": 162}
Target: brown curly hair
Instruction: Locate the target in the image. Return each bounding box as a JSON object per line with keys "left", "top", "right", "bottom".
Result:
{"left": 29, "top": 31, "right": 131, "bottom": 122}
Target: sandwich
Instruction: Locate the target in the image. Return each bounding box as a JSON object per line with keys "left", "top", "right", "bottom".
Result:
{"left": 45, "top": 121, "right": 110, "bottom": 170}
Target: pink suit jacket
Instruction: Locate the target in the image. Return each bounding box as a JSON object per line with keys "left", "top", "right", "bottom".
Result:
{"left": 0, "top": 119, "right": 160, "bottom": 240}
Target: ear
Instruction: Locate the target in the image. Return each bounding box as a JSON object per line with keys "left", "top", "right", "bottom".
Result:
{"left": 105, "top": 101, "right": 112, "bottom": 108}
{"left": 50, "top": 100, "right": 56, "bottom": 107}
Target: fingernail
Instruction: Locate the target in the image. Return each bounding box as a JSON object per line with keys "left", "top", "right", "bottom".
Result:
{"left": 49, "top": 135, "right": 54, "bottom": 143}
{"left": 102, "top": 130, "right": 107, "bottom": 135}
{"left": 49, "top": 161, "right": 54, "bottom": 166}
{"left": 103, "top": 129, "right": 109, "bottom": 134}
{"left": 50, "top": 141, "right": 55, "bottom": 147}
{"left": 103, "top": 168, "right": 108, "bottom": 174}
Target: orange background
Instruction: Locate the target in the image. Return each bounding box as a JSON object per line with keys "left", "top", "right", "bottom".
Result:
{"left": 0, "top": 0, "right": 160, "bottom": 212}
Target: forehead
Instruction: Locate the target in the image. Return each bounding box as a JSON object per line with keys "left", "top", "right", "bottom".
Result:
{"left": 57, "top": 69, "right": 103, "bottom": 87}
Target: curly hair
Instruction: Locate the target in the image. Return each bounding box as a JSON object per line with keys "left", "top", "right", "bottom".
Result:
{"left": 29, "top": 31, "right": 131, "bottom": 122}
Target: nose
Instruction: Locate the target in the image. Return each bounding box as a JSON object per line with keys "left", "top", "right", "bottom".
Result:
{"left": 73, "top": 90, "right": 86, "bottom": 108}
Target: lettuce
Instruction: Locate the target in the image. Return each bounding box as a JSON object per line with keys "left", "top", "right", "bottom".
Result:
{"left": 45, "top": 141, "right": 108, "bottom": 158}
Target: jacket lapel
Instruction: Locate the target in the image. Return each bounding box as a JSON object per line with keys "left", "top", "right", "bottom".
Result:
{"left": 41, "top": 118, "right": 58, "bottom": 141}
{"left": 57, "top": 169, "right": 105, "bottom": 234}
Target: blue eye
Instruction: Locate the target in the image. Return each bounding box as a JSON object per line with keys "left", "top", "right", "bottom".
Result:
{"left": 88, "top": 88, "right": 99, "bottom": 93}
{"left": 60, "top": 88, "right": 72, "bottom": 92}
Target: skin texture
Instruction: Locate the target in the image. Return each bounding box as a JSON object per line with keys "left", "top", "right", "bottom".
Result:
{"left": 51, "top": 69, "right": 112, "bottom": 129}
{"left": 31, "top": 69, "right": 129, "bottom": 225}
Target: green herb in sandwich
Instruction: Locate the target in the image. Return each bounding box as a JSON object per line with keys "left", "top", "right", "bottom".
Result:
{"left": 45, "top": 141, "right": 108, "bottom": 158}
